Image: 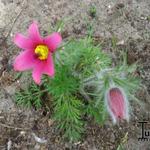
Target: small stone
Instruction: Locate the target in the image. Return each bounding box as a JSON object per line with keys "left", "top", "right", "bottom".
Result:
{"left": 110, "top": 133, "right": 115, "bottom": 143}
{"left": 20, "top": 131, "right": 26, "bottom": 135}
{"left": 116, "top": 40, "right": 125, "bottom": 45}
{"left": 34, "top": 144, "right": 40, "bottom": 150}
{"left": 48, "top": 119, "right": 54, "bottom": 126}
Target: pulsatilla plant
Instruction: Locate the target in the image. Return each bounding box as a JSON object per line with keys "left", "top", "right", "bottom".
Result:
{"left": 14, "top": 22, "right": 140, "bottom": 141}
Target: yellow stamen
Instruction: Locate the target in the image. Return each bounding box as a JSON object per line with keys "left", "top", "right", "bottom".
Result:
{"left": 35, "top": 45, "right": 49, "bottom": 60}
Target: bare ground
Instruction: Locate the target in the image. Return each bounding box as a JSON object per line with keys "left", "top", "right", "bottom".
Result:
{"left": 0, "top": 0, "right": 150, "bottom": 149}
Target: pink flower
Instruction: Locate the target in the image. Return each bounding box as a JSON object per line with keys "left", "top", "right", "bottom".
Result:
{"left": 105, "top": 87, "right": 129, "bottom": 123}
{"left": 13, "top": 21, "right": 62, "bottom": 84}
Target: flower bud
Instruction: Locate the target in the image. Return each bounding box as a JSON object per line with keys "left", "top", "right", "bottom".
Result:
{"left": 105, "top": 87, "right": 129, "bottom": 124}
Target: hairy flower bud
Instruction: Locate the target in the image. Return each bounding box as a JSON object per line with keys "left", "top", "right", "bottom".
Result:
{"left": 105, "top": 87, "right": 129, "bottom": 124}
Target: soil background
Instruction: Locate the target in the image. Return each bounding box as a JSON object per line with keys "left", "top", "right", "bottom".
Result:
{"left": 0, "top": 0, "right": 150, "bottom": 149}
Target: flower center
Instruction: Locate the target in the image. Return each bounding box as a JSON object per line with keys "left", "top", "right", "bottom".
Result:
{"left": 35, "top": 45, "right": 49, "bottom": 60}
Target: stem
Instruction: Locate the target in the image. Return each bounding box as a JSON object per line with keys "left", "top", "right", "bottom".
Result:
{"left": 83, "top": 68, "right": 114, "bottom": 84}
{"left": 86, "top": 92, "right": 99, "bottom": 96}
{"left": 0, "top": 122, "right": 29, "bottom": 130}
{"left": 79, "top": 87, "right": 91, "bottom": 102}
{"left": 83, "top": 75, "right": 97, "bottom": 83}
{"left": 55, "top": 52, "right": 64, "bottom": 66}
{"left": 57, "top": 40, "right": 72, "bottom": 51}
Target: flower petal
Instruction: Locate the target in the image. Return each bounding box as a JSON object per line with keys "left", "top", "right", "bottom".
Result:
{"left": 28, "top": 21, "right": 43, "bottom": 44}
{"left": 14, "top": 50, "right": 35, "bottom": 71}
{"left": 14, "top": 33, "right": 36, "bottom": 50}
{"left": 32, "top": 54, "right": 54, "bottom": 84}
{"left": 44, "top": 32, "right": 62, "bottom": 52}
{"left": 109, "top": 88, "right": 125, "bottom": 118}
{"left": 43, "top": 53, "right": 54, "bottom": 76}
{"left": 32, "top": 62, "right": 43, "bottom": 84}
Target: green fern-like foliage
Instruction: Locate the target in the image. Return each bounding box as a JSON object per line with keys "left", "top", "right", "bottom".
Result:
{"left": 53, "top": 95, "right": 84, "bottom": 141}
{"left": 15, "top": 83, "right": 43, "bottom": 109}
{"left": 44, "top": 37, "right": 111, "bottom": 141}
{"left": 45, "top": 65, "right": 79, "bottom": 97}
{"left": 14, "top": 35, "right": 140, "bottom": 142}
{"left": 60, "top": 37, "right": 111, "bottom": 78}
{"left": 86, "top": 100, "right": 108, "bottom": 125}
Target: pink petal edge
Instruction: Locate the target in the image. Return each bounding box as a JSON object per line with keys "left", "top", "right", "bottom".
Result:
{"left": 28, "top": 21, "right": 43, "bottom": 44}
{"left": 43, "top": 53, "right": 54, "bottom": 76}
{"left": 14, "top": 33, "right": 36, "bottom": 50}
{"left": 44, "top": 32, "right": 62, "bottom": 52}
{"left": 14, "top": 50, "right": 35, "bottom": 71}
{"left": 32, "top": 66, "right": 43, "bottom": 85}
